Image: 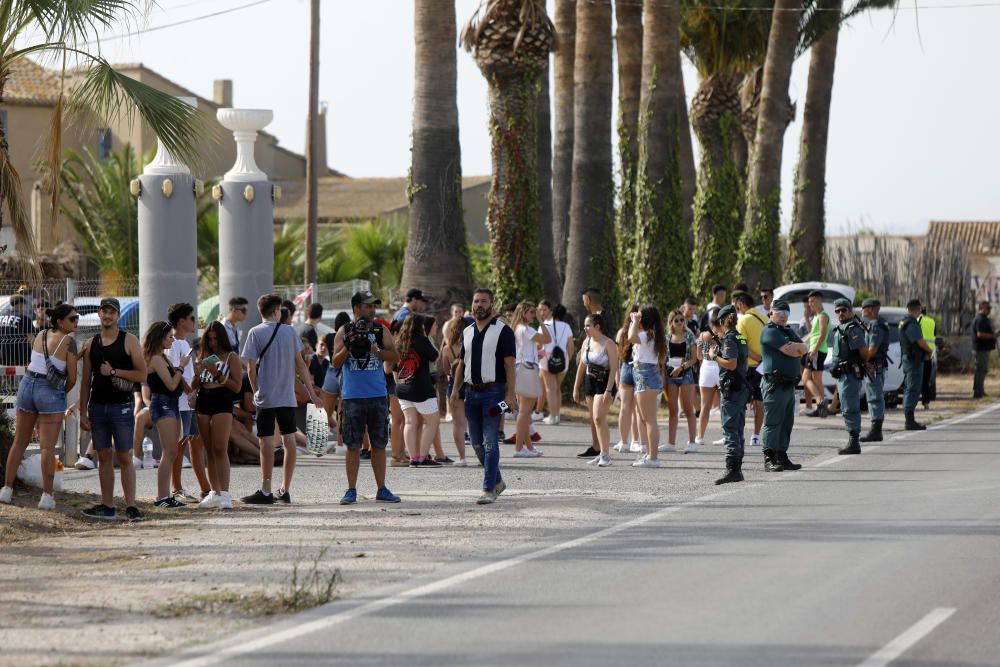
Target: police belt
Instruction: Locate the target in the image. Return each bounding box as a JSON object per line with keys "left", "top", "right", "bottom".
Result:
{"left": 832, "top": 361, "right": 864, "bottom": 380}
{"left": 763, "top": 371, "right": 797, "bottom": 389}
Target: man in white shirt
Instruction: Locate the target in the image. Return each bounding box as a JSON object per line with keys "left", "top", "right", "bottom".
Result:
{"left": 166, "top": 303, "right": 208, "bottom": 501}
{"left": 757, "top": 288, "right": 774, "bottom": 317}
{"left": 223, "top": 296, "right": 248, "bottom": 353}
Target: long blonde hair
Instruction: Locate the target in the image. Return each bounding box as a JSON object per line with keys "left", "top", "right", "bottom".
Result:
{"left": 510, "top": 301, "right": 536, "bottom": 330}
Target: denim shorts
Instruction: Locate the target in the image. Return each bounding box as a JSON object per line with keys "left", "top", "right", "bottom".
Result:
{"left": 150, "top": 393, "right": 181, "bottom": 423}
{"left": 322, "top": 367, "right": 341, "bottom": 395}
{"left": 180, "top": 409, "right": 199, "bottom": 437}
{"left": 16, "top": 374, "right": 66, "bottom": 415}
{"left": 633, "top": 362, "right": 664, "bottom": 392}
{"left": 666, "top": 367, "right": 695, "bottom": 386}
{"left": 90, "top": 402, "right": 134, "bottom": 452}
{"left": 342, "top": 396, "right": 389, "bottom": 449}
{"left": 446, "top": 382, "right": 468, "bottom": 401}
{"left": 619, "top": 362, "right": 635, "bottom": 387}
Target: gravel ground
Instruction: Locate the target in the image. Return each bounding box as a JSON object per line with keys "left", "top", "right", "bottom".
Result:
{"left": 0, "top": 377, "right": 994, "bottom": 667}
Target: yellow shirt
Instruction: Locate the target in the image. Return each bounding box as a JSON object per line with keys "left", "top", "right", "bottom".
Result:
{"left": 737, "top": 309, "right": 768, "bottom": 368}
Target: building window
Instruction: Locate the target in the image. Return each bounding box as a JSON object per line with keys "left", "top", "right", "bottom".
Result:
{"left": 98, "top": 128, "right": 112, "bottom": 160}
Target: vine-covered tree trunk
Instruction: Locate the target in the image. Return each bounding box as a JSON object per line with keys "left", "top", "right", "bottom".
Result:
{"left": 485, "top": 74, "right": 543, "bottom": 305}
{"left": 561, "top": 0, "right": 615, "bottom": 324}
{"left": 737, "top": 0, "right": 801, "bottom": 292}
{"left": 688, "top": 72, "right": 745, "bottom": 301}
{"left": 537, "top": 49, "right": 560, "bottom": 301}
{"left": 786, "top": 0, "right": 842, "bottom": 283}
{"left": 551, "top": 0, "right": 576, "bottom": 285}
{"left": 614, "top": 0, "right": 642, "bottom": 298}
{"left": 633, "top": 0, "right": 686, "bottom": 312}
{"left": 403, "top": 0, "right": 471, "bottom": 309}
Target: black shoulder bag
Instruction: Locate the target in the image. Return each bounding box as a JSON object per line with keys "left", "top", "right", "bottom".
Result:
{"left": 43, "top": 329, "right": 68, "bottom": 391}
{"left": 547, "top": 322, "right": 567, "bottom": 374}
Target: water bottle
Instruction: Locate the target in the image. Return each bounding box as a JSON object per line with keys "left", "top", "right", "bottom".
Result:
{"left": 142, "top": 437, "right": 154, "bottom": 469}
{"left": 54, "top": 455, "right": 64, "bottom": 491}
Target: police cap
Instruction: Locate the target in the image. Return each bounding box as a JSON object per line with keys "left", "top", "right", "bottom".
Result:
{"left": 718, "top": 304, "right": 737, "bottom": 319}
{"left": 771, "top": 299, "right": 790, "bottom": 313}
{"left": 861, "top": 298, "right": 881, "bottom": 308}
{"left": 833, "top": 298, "right": 852, "bottom": 310}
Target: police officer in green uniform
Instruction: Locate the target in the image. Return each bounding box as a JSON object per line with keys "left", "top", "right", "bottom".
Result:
{"left": 713, "top": 305, "right": 749, "bottom": 485}
{"left": 829, "top": 298, "right": 867, "bottom": 455}
{"left": 899, "top": 298, "right": 932, "bottom": 430}
{"left": 759, "top": 299, "right": 810, "bottom": 472}
{"left": 860, "top": 298, "right": 890, "bottom": 442}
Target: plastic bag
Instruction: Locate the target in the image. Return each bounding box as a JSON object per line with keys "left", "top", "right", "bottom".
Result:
{"left": 16, "top": 454, "right": 43, "bottom": 489}
{"left": 305, "top": 404, "right": 330, "bottom": 456}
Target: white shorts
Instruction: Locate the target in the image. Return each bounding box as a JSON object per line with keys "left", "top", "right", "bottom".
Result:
{"left": 397, "top": 397, "right": 440, "bottom": 416}
{"left": 698, "top": 360, "right": 720, "bottom": 388}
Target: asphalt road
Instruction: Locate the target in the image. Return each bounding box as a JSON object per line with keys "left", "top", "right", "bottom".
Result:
{"left": 144, "top": 401, "right": 1000, "bottom": 667}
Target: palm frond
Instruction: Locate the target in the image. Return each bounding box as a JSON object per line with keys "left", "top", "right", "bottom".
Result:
{"left": 0, "top": 146, "right": 37, "bottom": 259}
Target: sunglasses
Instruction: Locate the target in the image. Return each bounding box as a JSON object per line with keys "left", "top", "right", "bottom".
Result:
{"left": 673, "top": 318, "right": 684, "bottom": 324}
{"left": 834, "top": 308, "right": 849, "bottom": 314}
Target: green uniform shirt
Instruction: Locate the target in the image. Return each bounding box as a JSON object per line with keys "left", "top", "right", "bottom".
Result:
{"left": 831, "top": 319, "right": 866, "bottom": 366}
{"left": 761, "top": 322, "right": 802, "bottom": 379}
{"left": 866, "top": 317, "right": 890, "bottom": 364}
{"left": 718, "top": 329, "right": 748, "bottom": 382}
{"left": 899, "top": 316, "right": 925, "bottom": 363}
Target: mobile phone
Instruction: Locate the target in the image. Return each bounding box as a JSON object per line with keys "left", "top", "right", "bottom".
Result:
{"left": 202, "top": 354, "right": 221, "bottom": 366}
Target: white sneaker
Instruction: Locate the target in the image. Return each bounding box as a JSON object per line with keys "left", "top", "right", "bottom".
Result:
{"left": 74, "top": 456, "right": 96, "bottom": 471}
{"left": 712, "top": 437, "right": 726, "bottom": 446}
{"left": 37, "top": 493, "right": 55, "bottom": 510}
{"left": 531, "top": 411, "right": 545, "bottom": 422}
{"left": 694, "top": 436, "right": 705, "bottom": 445}
{"left": 218, "top": 491, "right": 233, "bottom": 510}
{"left": 181, "top": 456, "right": 192, "bottom": 469}
{"left": 542, "top": 415, "right": 560, "bottom": 425}
{"left": 587, "top": 454, "right": 602, "bottom": 465}
{"left": 597, "top": 455, "right": 613, "bottom": 467}
{"left": 512, "top": 449, "right": 530, "bottom": 458}
{"left": 453, "top": 458, "right": 468, "bottom": 467}
{"left": 0, "top": 486, "right": 11, "bottom": 504}
{"left": 629, "top": 441, "right": 643, "bottom": 453}
{"left": 444, "top": 413, "right": 453, "bottom": 423}
{"left": 132, "top": 455, "right": 143, "bottom": 469}
{"left": 198, "top": 491, "right": 221, "bottom": 509}
{"left": 685, "top": 441, "right": 699, "bottom": 454}
{"left": 631, "top": 454, "right": 648, "bottom": 467}
{"left": 658, "top": 443, "right": 677, "bottom": 453}
{"left": 632, "top": 455, "right": 662, "bottom": 468}
{"left": 613, "top": 441, "right": 627, "bottom": 452}
{"left": 751, "top": 435, "right": 761, "bottom": 447}
{"left": 523, "top": 448, "right": 543, "bottom": 458}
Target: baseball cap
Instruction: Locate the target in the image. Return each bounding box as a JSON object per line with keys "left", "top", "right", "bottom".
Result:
{"left": 861, "top": 298, "right": 881, "bottom": 308}
{"left": 405, "top": 288, "right": 429, "bottom": 302}
{"left": 771, "top": 299, "right": 790, "bottom": 313}
{"left": 99, "top": 297, "right": 121, "bottom": 312}
{"left": 718, "top": 304, "right": 736, "bottom": 319}
{"left": 351, "top": 290, "right": 381, "bottom": 307}
{"left": 833, "top": 298, "right": 852, "bottom": 310}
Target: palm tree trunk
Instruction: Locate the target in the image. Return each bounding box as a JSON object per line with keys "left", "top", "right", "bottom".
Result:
{"left": 537, "top": 49, "right": 560, "bottom": 301}
{"left": 614, "top": 0, "right": 642, "bottom": 297}
{"left": 403, "top": 0, "right": 471, "bottom": 310}
{"left": 632, "top": 0, "right": 686, "bottom": 311}
{"left": 688, "top": 71, "right": 745, "bottom": 300}
{"left": 737, "top": 0, "right": 801, "bottom": 291}
{"left": 551, "top": 0, "right": 575, "bottom": 286}
{"left": 786, "top": 0, "right": 841, "bottom": 283}
{"left": 561, "top": 0, "right": 615, "bottom": 323}
{"left": 677, "top": 56, "right": 697, "bottom": 245}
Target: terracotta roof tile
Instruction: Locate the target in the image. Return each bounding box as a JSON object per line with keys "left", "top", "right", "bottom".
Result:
{"left": 927, "top": 221, "right": 1000, "bottom": 255}
{"left": 4, "top": 58, "right": 62, "bottom": 105}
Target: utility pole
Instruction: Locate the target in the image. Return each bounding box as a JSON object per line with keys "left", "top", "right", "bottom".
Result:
{"left": 304, "top": 0, "right": 320, "bottom": 296}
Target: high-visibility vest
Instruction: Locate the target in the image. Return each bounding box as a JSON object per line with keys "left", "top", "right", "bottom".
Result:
{"left": 918, "top": 314, "right": 937, "bottom": 351}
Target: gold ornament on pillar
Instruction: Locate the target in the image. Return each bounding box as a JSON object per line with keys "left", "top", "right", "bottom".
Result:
{"left": 129, "top": 179, "right": 141, "bottom": 198}
{"left": 162, "top": 178, "right": 174, "bottom": 199}
{"left": 212, "top": 184, "right": 223, "bottom": 201}
{"left": 243, "top": 185, "right": 255, "bottom": 203}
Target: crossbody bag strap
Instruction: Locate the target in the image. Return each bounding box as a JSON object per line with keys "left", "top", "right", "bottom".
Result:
{"left": 256, "top": 322, "right": 282, "bottom": 367}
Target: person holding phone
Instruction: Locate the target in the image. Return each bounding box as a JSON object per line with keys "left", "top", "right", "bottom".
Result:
{"left": 192, "top": 321, "right": 243, "bottom": 509}
{"left": 143, "top": 321, "right": 187, "bottom": 508}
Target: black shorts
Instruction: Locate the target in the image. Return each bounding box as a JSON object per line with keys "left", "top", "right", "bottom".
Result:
{"left": 584, "top": 373, "right": 611, "bottom": 397}
{"left": 745, "top": 368, "right": 763, "bottom": 402}
{"left": 196, "top": 388, "right": 235, "bottom": 417}
{"left": 807, "top": 351, "right": 827, "bottom": 372}
{"left": 257, "top": 406, "right": 296, "bottom": 437}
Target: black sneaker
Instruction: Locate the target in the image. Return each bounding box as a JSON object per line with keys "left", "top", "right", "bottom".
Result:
{"left": 419, "top": 457, "right": 443, "bottom": 467}
{"left": 154, "top": 496, "right": 185, "bottom": 509}
{"left": 409, "top": 458, "right": 420, "bottom": 467}
{"left": 275, "top": 489, "right": 291, "bottom": 504}
{"left": 436, "top": 456, "right": 455, "bottom": 465}
{"left": 360, "top": 449, "right": 372, "bottom": 460}
{"left": 81, "top": 504, "right": 116, "bottom": 520}
{"left": 241, "top": 490, "right": 275, "bottom": 505}
{"left": 125, "top": 506, "right": 145, "bottom": 522}
{"left": 576, "top": 447, "right": 600, "bottom": 458}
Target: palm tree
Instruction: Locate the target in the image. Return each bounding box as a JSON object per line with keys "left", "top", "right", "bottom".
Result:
{"left": 737, "top": 0, "right": 801, "bottom": 292}
{"left": 632, "top": 0, "right": 687, "bottom": 311}
{"left": 195, "top": 179, "right": 220, "bottom": 290}
{"left": 613, "top": 0, "right": 642, "bottom": 298}
{"left": 551, "top": 0, "right": 575, "bottom": 285}
{"left": 461, "top": 0, "right": 557, "bottom": 306}
{"left": 536, "top": 17, "right": 559, "bottom": 301}
{"left": 561, "top": 0, "right": 615, "bottom": 323}
{"left": 402, "top": 0, "right": 471, "bottom": 311}
{"left": 273, "top": 221, "right": 305, "bottom": 285}
{"left": 1, "top": 0, "right": 207, "bottom": 263}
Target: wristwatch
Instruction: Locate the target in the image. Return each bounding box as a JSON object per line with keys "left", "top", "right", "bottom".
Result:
{"left": 110, "top": 368, "right": 117, "bottom": 377}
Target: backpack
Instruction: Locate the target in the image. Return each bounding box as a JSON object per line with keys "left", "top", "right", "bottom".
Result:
{"left": 546, "top": 321, "right": 568, "bottom": 374}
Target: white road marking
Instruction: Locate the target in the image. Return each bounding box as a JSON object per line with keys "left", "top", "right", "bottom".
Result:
{"left": 928, "top": 399, "right": 1000, "bottom": 430}
{"left": 856, "top": 607, "right": 956, "bottom": 667}
{"left": 164, "top": 485, "right": 752, "bottom": 667}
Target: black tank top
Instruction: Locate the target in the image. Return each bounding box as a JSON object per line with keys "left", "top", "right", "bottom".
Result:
{"left": 89, "top": 330, "right": 133, "bottom": 404}
{"left": 668, "top": 340, "right": 686, "bottom": 358}
{"left": 147, "top": 363, "right": 183, "bottom": 397}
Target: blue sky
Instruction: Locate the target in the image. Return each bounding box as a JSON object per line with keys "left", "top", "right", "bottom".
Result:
{"left": 81, "top": 0, "right": 1000, "bottom": 235}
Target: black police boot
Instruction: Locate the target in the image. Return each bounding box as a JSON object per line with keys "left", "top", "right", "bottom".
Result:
{"left": 715, "top": 455, "right": 744, "bottom": 485}
{"left": 838, "top": 432, "right": 862, "bottom": 455}
{"left": 904, "top": 412, "right": 926, "bottom": 431}
{"left": 778, "top": 451, "right": 802, "bottom": 471}
{"left": 763, "top": 449, "right": 784, "bottom": 472}
{"left": 860, "top": 420, "right": 883, "bottom": 443}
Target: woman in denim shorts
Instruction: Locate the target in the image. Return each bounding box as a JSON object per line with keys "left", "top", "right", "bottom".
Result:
{"left": 1, "top": 304, "right": 79, "bottom": 510}
{"left": 664, "top": 309, "right": 699, "bottom": 453}
{"left": 143, "top": 321, "right": 186, "bottom": 508}
{"left": 626, "top": 305, "right": 666, "bottom": 467}
{"left": 614, "top": 305, "right": 643, "bottom": 454}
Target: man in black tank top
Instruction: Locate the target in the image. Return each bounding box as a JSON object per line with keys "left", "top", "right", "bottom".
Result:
{"left": 76, "top": 298, "right": 148, "bottom": 521}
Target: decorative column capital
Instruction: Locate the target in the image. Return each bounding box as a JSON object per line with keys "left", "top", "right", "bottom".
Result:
{"left": 145, "top": 96, "right": 197, "bottom": 175}
{"left": 217, "top": 108, "right": 273, "bottom": 182}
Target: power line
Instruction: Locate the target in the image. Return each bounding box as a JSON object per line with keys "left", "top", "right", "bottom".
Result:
{"left": 89, "top": 0, "right": 277, "bottom": 44}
